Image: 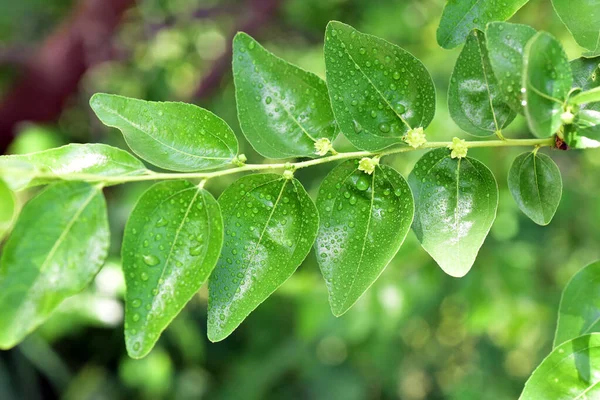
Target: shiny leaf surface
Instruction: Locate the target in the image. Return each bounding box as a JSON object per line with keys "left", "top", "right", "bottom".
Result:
{"left": 208, "top": 174, "right": 318, "bottom": 341}
{"left": 315, "top": 160, "right": 414, "bottom": 316}
{"left": 486, "top": 22, "right": 537, "bottom": 112}
{"left": 555, "top": 261, "right": 600, "bottom": 348}
{"left": 122, "top": 180, "right": 223, "bottom": 358}
{"left": 0, "top": 182, "right": 109, "bottom": 349}
{"left": 0, "top": 144, "right": 147, "bottom": 191}
{"left": 508, "top": 151, "right": 562, "bottom": 225}
{"left": 409, "top": 149, "right": 498, "bottom": 277}
{"left": 520, "top": 333, "right": 600, "bottom": 399}
{"left": 233, "top": 32, "right": 338, "bottom": 159}
{"left": 0, "top": 178, "right": 16, "bottom": 241}
{"left": 523, "top": 32, "right": 573, "bottom": 137}
{"left": 448, "top": 30, "right": 516, "bottom": 136}
{"left": 324, "top": 21, "right": 436, "bottom": 151}
{"left": 552, "top": 0, "right": 600, "bottom": 57}
{"left": 90, "top": 93, "right": 238, "bottom": 172}
{"left": 437, "top": 0, "right": 529, "bottom": 49}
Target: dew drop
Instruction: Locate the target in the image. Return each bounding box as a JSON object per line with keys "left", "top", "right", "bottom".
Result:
{"left": 190, "top": 245, "right": 204, "bottom": 256}
{"left": 143, "top": 255, "right": 160, "bottom": 266}
{"left": 379, "top": 123, "right": 390, "bottom": 133}
{"left": 356, "top": 176, "right": 370, "bottom": 191}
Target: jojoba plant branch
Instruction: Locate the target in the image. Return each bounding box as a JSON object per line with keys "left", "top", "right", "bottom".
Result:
{"left": 1, "top": 4, "right": 599, "bottom": 376}
{"left": 25, "top": 137, "right": 555, "bottom": 186}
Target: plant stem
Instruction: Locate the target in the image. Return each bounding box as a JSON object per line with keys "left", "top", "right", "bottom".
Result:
{"left": 33, "top": 137, "right": 555, "bottom": 185}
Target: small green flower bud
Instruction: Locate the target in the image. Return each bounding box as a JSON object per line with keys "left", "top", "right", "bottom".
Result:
{"left": 561, "top": 110, "right": 575, "bottom": 125}
{"left": 232, "top": 154, "right": 247, "bottom": 166}
{"left": 283, "top": 169, "right": 294, "bottom": 179}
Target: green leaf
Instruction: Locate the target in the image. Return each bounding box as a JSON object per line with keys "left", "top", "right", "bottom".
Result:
{"left": 486, "top": 22, "right": 537, "bottom": 113}
{"left": 568, "top": 57, "right": 600, "bottom": 146}
{"left": 90, "top": 93, "right": 238, "bottom": 172}
{"left": 552, "top": 0, "right": 600, "bottom": 57}
{"left": 315, "top": 160, "right": 414, "bottom": 316}
{"left": 408, "top": 149, "right": 498, "bottom": 277}
{"left": 448, "top": 30, "right": 516, "bottom": 136}
{"left": 436, "top": 0, "right": 529, "bottom": 49}
{"left": 0, "top": 144, "right": 147, "bottom": 191}
{"left": 555, "top": 261, "right": 600, "bottom": 348}
{"left": 508, "top": 151, "right": 562, "bottom": 226}
{"left": 523, "top": 32, "right": 573, "bottom": 138}
{"left": 520, "top": 333, "right": 600, "bottom": 399}
{"left": 0, "top": 182, "right": 109, "bottom": 349}
{"left": 233, "top": 32, "right": 338, "bottom": 159}
{"left": 0, "top": 178, "right": 17, "bottom": 241}
{"left": 570, "top": 86, "right": 600, "bottom": 105}
{"left": 324, "top": 21, "right": 436, "bottom": 151}
{"left": 571, "top": 56, "right": 600, "bottom": 103}
{"left": 207, "top": 174, "right": 318, "bottom": 341}
{"left": 122, "top": 180, "right": 223, "bottom": 358}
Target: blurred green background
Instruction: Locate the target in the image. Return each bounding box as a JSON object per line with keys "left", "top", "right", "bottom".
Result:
{"left": 1, "top": 0, "right": 600, "bottom": 398}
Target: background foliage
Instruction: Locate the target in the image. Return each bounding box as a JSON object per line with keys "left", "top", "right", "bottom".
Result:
{"left": 1, "top": 0, "right": 600, "bottom": 398}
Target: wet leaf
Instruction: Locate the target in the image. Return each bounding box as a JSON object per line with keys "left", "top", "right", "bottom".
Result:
{"left": 0, "top": 178, "right": 16, "bottom": 241}
{"left": 409, "top": 148, "right": 498, "bottom": 277}
{"left": 0, "top": 144, "right": 147, "bottom": 191}
{"left": 437, "top": 0, "right": 529, "bottom": 49}
{"left": 315, "top": 159, "right": 414, "bottom": 316}
{"left": 324, "top": 21, "right": 436, "bottom": 151}
{"left": 233, "top": 32, "right": 338, "bottom": 159}
{"left": 486, "top": 22, "right": 537, "bottom": 112}
{"left": 122, "top": 180, "right": 223, "bottom": 358}
{"left": 90, "top": 93, "right": 238, "bottom": 172}
{"left": 448, "top": 30, "right": 516, "bottom": 136}
{"left": 523, "top": 32, "right": 573, "bottom": 137}
{"left": 520, "top": 333, "right": 600, "bottom": 399}
{"left": 208, "top": 174, "right": 318, "bottom": 341}
{"left": 555, "top": 261, "right": 600, "bottom": 348}
{"left": 0, "top": 182, "right": 109, "bottom": 349}
{"left": 508, "top": 151, "right": 562, "bottom": 225}
{"left": 552, "top": 0, "right": 600, "bottom": 57}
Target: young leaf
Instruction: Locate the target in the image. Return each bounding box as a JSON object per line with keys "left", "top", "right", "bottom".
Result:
{"left": 0, "top": 178, "right": 16, "bottom": 241}
{"left": 570, "top": 86, "right": 600, "bottom": 106}
{"left": 436, "top": 0, "right": 529, "bottom": 49}
{"left": 508, "top": 151, "right": 562, "bottom": 226}
{"left": 0, "top": 182, "right": 109, "bottom": 349}
{"left": 448, "top": 30, "right": 516, "bottom": 137}
{"left": 551, "top": 0, "right": 600, "bottom": 57}
{"left": 233, "top": 32, "right": 338, "bottom": 159}
{"left": 315, "top": 159, "right": 414, "bottom": 316}
{"left": 0, "top": 143, "right": 147, "bottom": 191}
{"left": 324, "top": 21, "right": 436, "bottom": 151}
{"left": 523, "top": 32, "right": 573, "bottom": 138}
{"left": 520, "top": 333, "right": 600, "bottom": 399}
{"left": 122, "top": 180, "right": 223, "bottom": 358}
{"left": 569, "top": 57, "right": 600, "bottom": 145}
{"left": 409, "top": 149, "right": 498, "bottom": 277}
{"left": 555, "top": 261, "right": 600, "bottom": 348}
{"left": 486, "top": 22, "right": 537, "bottom": 113}
{"left": 208, "top": 174, "right": 318, "bottom": 342}
{"left": 90, "top": 93, "right": 238, "bottom": 172}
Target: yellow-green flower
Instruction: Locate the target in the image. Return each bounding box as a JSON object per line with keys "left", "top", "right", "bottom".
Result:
{"left": 314, "top": 138, "right": 334, "bottom": 156}
{"left": 358, "top": 157, "right": 379, "bottom": 175}
{"left": 404, "top": 127, "right": 427, "bottom": 148}
{"left": 448, "top": 137, "right": 468, "bottom": 159}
